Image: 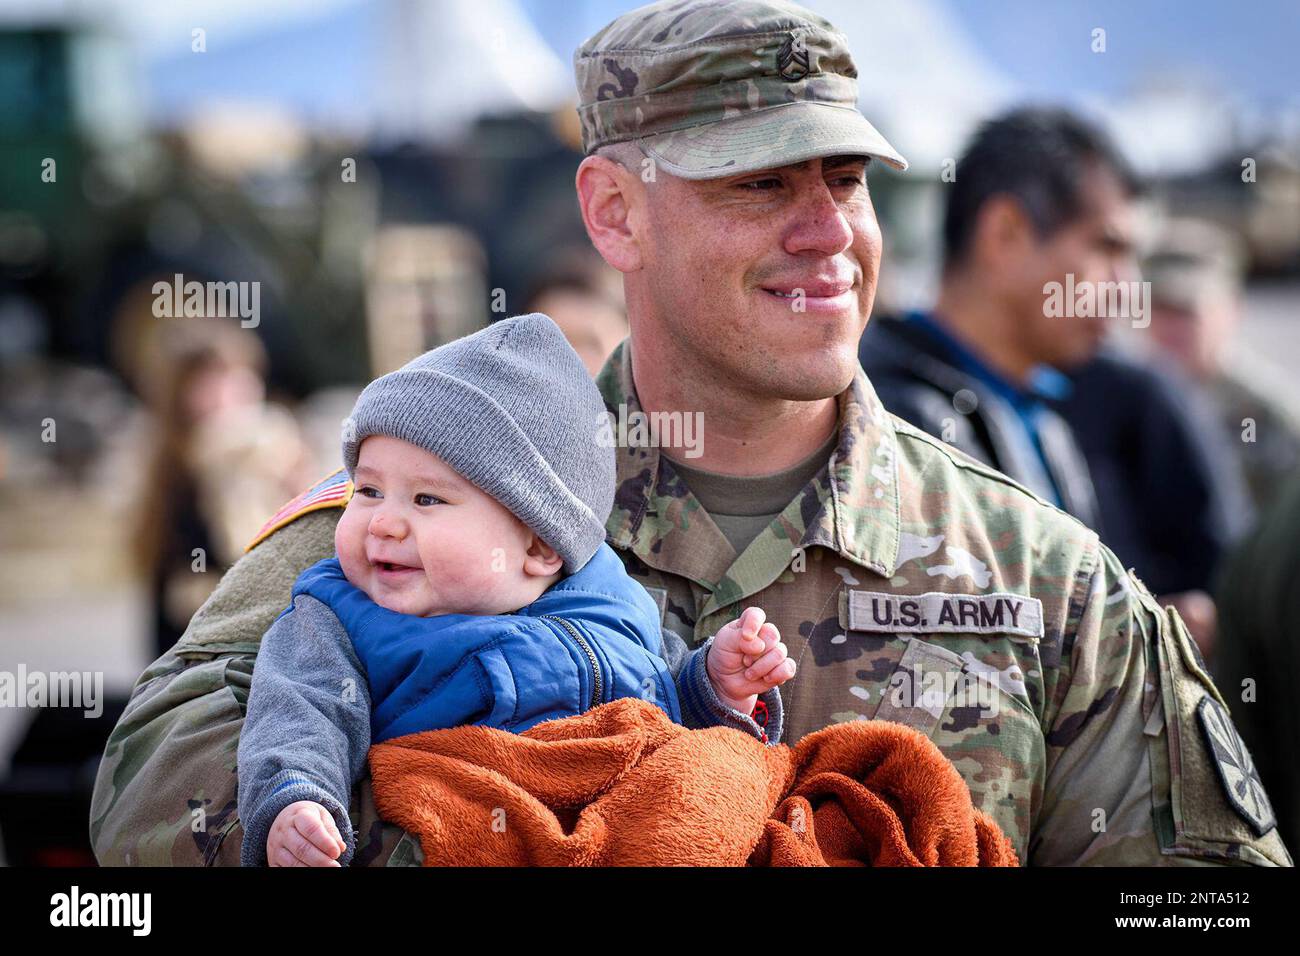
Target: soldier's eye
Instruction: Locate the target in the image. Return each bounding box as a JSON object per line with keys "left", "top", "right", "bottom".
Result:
{"left": 738, "top": 178, "right": 781, "bottom": 191}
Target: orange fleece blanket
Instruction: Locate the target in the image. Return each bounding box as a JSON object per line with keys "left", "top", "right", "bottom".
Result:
{"left": 367, "top": 697, "right": 1018, "bottom": 866}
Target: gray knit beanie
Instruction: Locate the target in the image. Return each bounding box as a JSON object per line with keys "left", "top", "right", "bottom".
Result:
{"left": 341, "top": 313, "right": 614, "bottom": 573}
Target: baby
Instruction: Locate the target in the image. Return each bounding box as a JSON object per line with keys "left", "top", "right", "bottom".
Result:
{"left": 237, "top": 313, "right": 796, "bottom": 866}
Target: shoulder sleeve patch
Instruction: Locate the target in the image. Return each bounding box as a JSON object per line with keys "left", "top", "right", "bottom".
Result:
{"left": 244, "top": 469, "right": 352, "bottom": 553}
{"left": 1197, "top": 697, "right": 1277, "bottom": 837}
{"left": 1147, "top": 592, "right": 1291, "bottom": 864}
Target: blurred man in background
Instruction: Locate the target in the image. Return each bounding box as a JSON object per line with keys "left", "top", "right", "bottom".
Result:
{"left": 1056, "top": 221, "right": 1270, "bottom": 660}
{"left": 1055, "top": 345, "right": 1252, "bottom": 662}
{"left": 1214, "top": 471, "right": 1300, "bottom": 855}
{"left": 859, "top": 107, "right": 1137, "bottom": 529}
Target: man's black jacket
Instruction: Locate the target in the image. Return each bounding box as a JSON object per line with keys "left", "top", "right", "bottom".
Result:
{"left": 858, "top": 313, "right": 1100, "bottom": 528}
{"left": 859, "top": 313, "right": 1249, "bottom": 594}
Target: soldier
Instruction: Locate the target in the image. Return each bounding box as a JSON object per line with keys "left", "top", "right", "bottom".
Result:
{"left": 91, "top": 0, "right": 1290, "bottom": 866}
{"left": 1144, "top": 218, "right": 1300, "bottom": 512}
{"left": 1214, "top": 472, "right": 1300, "bottom": 855}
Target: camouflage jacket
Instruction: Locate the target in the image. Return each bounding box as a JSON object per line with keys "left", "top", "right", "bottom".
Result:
{"left": 90, "top": 341, "right": 1292, "bottom": 866}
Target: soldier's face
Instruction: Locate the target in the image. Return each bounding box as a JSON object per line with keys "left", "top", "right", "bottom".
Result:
{"left": 335, "top": 436, "right": 543, "bottom": 617}
{"left": 639, "top": 154, "right": 882, "bottom": 400}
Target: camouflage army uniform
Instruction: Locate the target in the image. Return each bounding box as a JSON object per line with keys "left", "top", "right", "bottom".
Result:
{"left": 594, "top": 343, "right": 1290, "bottom": 866}
{"left": 89, "top": 340, "right": 1292, "bottom": 866}
{"left": 88, "top": 505, "right": 413, "bottom": 867}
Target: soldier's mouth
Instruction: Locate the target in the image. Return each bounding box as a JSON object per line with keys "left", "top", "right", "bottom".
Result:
{"left": 760, "top": 285, "right": 856, "bottom": 313}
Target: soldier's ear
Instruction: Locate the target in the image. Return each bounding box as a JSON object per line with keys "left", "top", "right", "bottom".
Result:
{"left": 576, "top": 155, "right": 645, "bottom": 274}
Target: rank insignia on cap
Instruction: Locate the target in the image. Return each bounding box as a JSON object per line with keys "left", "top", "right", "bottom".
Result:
{"left": 245, "top": 468, "right": 353, "bottom": 553}
{"left": 777, "top": 31, "right": 811, "bottom": 82}
{"left": 1196, "top": 697, "right": 1276, "bottom": 836}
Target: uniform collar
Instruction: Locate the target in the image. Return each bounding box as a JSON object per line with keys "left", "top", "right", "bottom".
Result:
{"left": 595, "top": 340, "right": 901, "bottom": 601}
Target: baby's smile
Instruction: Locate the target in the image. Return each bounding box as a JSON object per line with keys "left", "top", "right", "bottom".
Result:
{"left": 368, "top": 551, "right": 424, "bottom": 585}
{"left": 336, "top": 435, "right": 564, "bottom": 617}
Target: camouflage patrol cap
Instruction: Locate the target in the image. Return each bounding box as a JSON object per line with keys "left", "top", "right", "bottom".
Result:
{"left": 574, "top": 0, "right": 908, "bottom": 179}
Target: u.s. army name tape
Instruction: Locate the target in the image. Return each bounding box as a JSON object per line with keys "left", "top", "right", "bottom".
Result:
{"left": 845, "top": 590, "right": 1044, "bottom": 639}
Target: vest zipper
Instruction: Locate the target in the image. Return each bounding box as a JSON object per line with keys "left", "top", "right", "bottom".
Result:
{"left": 542, "top": 615, "right": 602, "bottom": 710}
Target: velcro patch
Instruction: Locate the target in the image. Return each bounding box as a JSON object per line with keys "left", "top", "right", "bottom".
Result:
{"left": 244, "top": 469, "right": 352, "bottom": 552}
{"left": 1196, "top": 697, "right": 1276, "bottom": 837}
{"left": 641, "top": 586, "right": 669, "bottom": 623}
{"left": 844, "top": 590, "right": 1044, "bottom": 640}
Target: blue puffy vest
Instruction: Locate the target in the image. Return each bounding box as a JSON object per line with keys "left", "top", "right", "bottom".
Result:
{"left": 291, "top": 543, "right": 681, "bottom": 741}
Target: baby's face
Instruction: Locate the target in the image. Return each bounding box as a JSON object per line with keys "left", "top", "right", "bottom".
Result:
{"left": 335, "top": 435, "right": 543, "bottom": 616}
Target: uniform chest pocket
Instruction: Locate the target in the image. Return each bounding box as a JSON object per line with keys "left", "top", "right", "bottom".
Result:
{"left": 867, "top": 634, "right": 1041, "bottom": 736}
{"left": 838, "top": 589, "right": 1045, "bottom": 860}
{"left": 839, "top": 589, "right": 1044, "bottom": 737}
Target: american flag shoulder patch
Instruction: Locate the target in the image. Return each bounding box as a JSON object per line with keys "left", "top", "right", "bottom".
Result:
{"left": 245, "top": 468, "right": 353, "bottom": 553}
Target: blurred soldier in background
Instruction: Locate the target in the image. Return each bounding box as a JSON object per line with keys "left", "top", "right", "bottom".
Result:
{"left": 1054, "top": 342, "right": 1252, "bottom": 661}
{"left": 1057, "top": 219, "right": 1278, "bottom": 661}
{"left": 1145, "top": 219, "right": 1300, "bottom": 511}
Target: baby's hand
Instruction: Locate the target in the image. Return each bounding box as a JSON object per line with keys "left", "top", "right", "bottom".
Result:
{"left": 267, "top": 800, "right": 346, "bottom": 867}
{"left": 705, "top": 606, "right": 796, "bottom": 715}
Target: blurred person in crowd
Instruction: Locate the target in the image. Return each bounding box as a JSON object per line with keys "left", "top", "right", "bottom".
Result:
{"left": 1213, "top": 471, "right": 1300, "bottom": 854}
{"left": 523, "top": 254, "right": 629, "bottom": 378}
{"left": 133, "top": 319, "right": 313, "bottom": 658}
{"left": 1055, "top": 348, "right": 1253, "bottom": 662}
{"left": 859, "top": 107, "right": 1239, "bottom": 658}
{"left": 1145, "top": 219, "right": 1300, "bottom": 511}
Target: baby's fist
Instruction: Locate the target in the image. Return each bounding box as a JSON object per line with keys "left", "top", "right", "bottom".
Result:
{"left": 267, "top": 800, "right": 346, "bottom": 867}
{"left": 706, "top": 606, "right": 796, "bottom": 714}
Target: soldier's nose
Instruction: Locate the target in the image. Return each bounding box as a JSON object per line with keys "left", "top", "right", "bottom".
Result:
{"left": 784, "top": 188, "right": 854, "bottom": 258}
